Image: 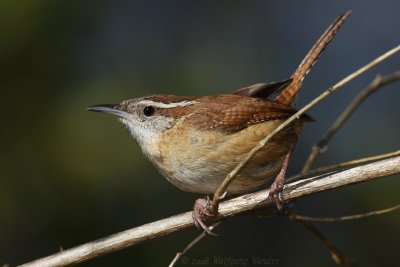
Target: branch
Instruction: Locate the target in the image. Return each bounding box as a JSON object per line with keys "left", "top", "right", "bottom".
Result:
{"left": 290, "top": 150, "right": 400, "bottom": 182}
{"left": 20, "top": 44, "right": 400, "bottom": 267}
{"left": 289, "top": 204, "right": 400, "bottom": 222}
{"left": 291, "top": 217, "right": 354, "bottom": 266}
{"left": 211, "top": 45, "right": 400, "bottom": 209}
{"left": 19, "top": 156, "right": 400, "bottom": 267}
{"left": 302, "top": 70, "right": 400, "bottom": 173}
{"left": 169, "top": 222, "right": 220, "bottom": 267}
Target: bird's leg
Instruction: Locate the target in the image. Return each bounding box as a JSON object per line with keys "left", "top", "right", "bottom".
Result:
{"left": 269, "top": 149, "right": 293, "bottom": 211}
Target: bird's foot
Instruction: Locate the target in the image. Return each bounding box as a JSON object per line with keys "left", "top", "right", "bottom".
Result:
{"left": 192, "top": 196, "right": 218, "bottom": 236}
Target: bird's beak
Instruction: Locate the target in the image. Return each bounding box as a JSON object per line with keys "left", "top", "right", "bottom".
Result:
{"left": 86, "top": 104, "right": 129, "bottom": 118}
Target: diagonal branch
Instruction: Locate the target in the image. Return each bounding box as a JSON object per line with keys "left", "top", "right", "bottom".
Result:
{"left": 19, "top": 155, "right": 400, "bottom": 267}
{"left": 292, "top": 217, "right": 354, "bottom": 266}
{"left": 169, "top": 222, "right": 221, "bottom": 267}
{"left": 302, "top": 70, "right": 400, "bottom": 173}
{"left": 289, "top": 204, "right": 400, "bottom": 222}
{"left": 211, "top": 45, "right": 400, "bottom": 210}
{"left": 290, "top": 150, "right": 400, "bottom": 182}
{"left": 19, "top": 44, "right": 400, "bottom": 267}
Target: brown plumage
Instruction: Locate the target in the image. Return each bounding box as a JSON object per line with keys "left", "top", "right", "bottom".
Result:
{"left": 129, "top": 94, "right": 309, "bottom": 194}
{"left": 275, "top": 11, "right": 351, "bottom": 105}
{"left": 147, "top": 94, "right": 311, "bottom": 134}
{"left": 88, "top": 12, "right": 351, "bottom": 232}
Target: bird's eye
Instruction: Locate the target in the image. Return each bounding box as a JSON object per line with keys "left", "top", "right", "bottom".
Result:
{"left": 143, "top": 106, "right": 155, "bottom": 117}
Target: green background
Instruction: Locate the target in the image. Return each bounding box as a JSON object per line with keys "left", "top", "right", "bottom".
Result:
{"left": 1, "top": 1, "right": 399, "bottom": 266}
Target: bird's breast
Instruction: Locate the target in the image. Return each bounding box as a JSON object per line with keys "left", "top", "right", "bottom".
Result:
{"left": 149, "top": 117, "right": 302, "bottom": 194}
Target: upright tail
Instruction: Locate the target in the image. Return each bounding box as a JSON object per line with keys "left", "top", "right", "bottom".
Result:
{"left": 275, "top": 11, "right": 351, "bottom": 106}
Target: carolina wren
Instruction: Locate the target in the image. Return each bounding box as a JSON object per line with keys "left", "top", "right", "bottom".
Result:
{"left": 88, "top": 12, "right": 350, "bottom": 233}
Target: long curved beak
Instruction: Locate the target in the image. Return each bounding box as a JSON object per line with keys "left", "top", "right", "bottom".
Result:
{"left": 86, "top": 104, "right": 129, "bottom": 118}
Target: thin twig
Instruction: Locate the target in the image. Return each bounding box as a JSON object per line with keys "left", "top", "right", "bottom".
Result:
{"left": 250, "top": 203, "right": 400, "bottom": 266}
{"left": 302, "top": 71, "right": 400, "bottom": 173}
{"left": 291, "top": 204, "right": 400, "bottom": 222}
{"left": 289, "top": 150, "right": 400, "bottom": 182}
{"left": 173, "top": 203, "right": 399, "bottom": 267}
{"left": 19, "top": 155, "right": 400, "bottom": 267}
{"left": 290, "top": 215, "right": 354, "bottom": 266}
{"left": 169, "top": 222, "right": 221, "bottom": 267}
{"left": 248, "top": 209, "right": 353, "bottom": 265}
{"left": 251, "top": 203, "right": 400, "bottom": 222}
{"left": 211, "top": 45, "right": 400, "bottom": 211}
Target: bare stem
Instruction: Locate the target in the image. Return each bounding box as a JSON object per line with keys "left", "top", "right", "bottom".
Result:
{"left": 19, "top": 155, "right": 400, "bottom": 267}
{"left": 211, "top": 45, "right": 400, "bottom": 210}
{"left": 17, "top": 45, "right": 400, "bottom": 267}
{"left": 302, "top": 70, "right": 400, "bottom": 173}
{"left": 249, "top": 203, "right": 400, "bottom": 266}
{"left": 290, "top": 204, "right": 400, "bottom": 222}
{"left": 169, "top": 222, "right": 221, "bottom": 267}
{"left": 291, "top": 216, "right": 354, "bottom": 266}
{"left": 289, "top": 150, "right": 400, "bottom": 182}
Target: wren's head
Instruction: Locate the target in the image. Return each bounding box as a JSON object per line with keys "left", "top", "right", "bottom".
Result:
{"left": 87, "top": 95, "right": 196, "bottom": 156}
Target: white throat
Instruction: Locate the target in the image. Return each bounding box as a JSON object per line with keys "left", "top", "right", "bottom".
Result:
{"left": 119, "top": 116, "right": 173, "bottom": 158}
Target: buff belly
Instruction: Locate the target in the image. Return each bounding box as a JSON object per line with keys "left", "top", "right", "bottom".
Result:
{"left": 154, "top": 119, "right": 302, "bottom": 195}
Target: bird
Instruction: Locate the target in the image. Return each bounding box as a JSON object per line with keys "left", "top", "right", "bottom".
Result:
{"left": 87, "top": 11, "right": 350, "bottom": 234}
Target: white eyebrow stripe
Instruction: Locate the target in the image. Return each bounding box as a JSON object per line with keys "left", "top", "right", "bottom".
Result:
{"left": 139, "top": 100, "right": 197, "bottom": 108}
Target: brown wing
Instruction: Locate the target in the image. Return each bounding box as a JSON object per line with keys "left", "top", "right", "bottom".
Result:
{"left": 190, "top": 94, "right": 310, "bottom": 133}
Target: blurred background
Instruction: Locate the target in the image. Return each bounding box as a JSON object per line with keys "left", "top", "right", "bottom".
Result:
{"left": 1, "top": 1, "right": 399, "bottom": 266}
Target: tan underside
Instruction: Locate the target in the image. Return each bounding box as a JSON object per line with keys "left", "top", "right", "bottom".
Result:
{"left": 148, "top": 118, "right": 303, "bottom": 195}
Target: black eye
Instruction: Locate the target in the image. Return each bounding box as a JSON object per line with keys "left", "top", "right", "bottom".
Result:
{"left": 143, "top": 106, "right": 155, "bottom": 117}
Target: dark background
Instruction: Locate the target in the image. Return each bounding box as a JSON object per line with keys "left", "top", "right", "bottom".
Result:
{"left": 1, "top": 1, "right": 399, "bottom": 266}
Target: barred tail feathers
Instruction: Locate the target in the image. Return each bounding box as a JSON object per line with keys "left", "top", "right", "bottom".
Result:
{"left": 275, "top": 11, "right": 351, "bottom": 105}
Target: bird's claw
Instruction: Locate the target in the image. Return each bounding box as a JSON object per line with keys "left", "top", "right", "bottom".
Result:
{"left": 192, "top": 196, "right": 218, "bottom": 236}
{"left": 269, "top": 182, "right": 286, "bottom": 213}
